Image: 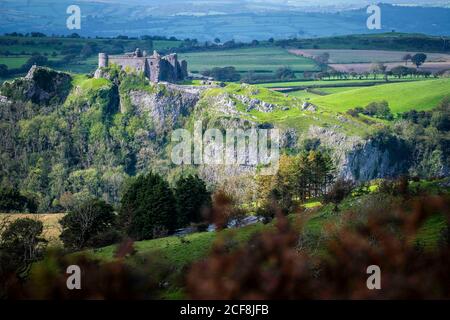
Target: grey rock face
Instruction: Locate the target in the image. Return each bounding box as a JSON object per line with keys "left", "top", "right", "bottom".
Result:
{"left": 6, "top": 66, "right": 72, "bottom": 105}
{"left": 307, "top": 126, "right": 409, "bottom": 182}
{"left": 126, "top": 83, "right": 203, "bottom": 134}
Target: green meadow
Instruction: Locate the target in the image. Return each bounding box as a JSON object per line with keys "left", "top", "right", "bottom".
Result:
{"left": 179, "top": 47, "right": 320, "bottom": 75}
{"left": 311, "top": 78, "right": 450, "bottom": 113}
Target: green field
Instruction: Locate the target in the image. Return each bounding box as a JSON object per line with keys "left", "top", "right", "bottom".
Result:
{"left": 179, "top": 47, "right": 320, "bottom": 75}
{"left": 291, "top": 49, "right": 450, "bottom": 64}
{"left": 256, "top": 77, "right": 420, "bottom": 89}
{"left": 0, "top": 36, "right": 182, "bottom": 74}
{"left": 311, "top": 78, "right": 450, "bottom": 113}
{"left": 288, "top": 87, "right": 362, "bottom": 99}
{"left": 0, "top": 56, "right": 29, "bottom": 68}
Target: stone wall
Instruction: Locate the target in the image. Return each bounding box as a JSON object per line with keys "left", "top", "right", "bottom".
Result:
{"left": 96, "top": 50, "right": 188, "bottom": 83}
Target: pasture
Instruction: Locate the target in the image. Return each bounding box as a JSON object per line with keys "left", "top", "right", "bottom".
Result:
{"left": 289, "top": 49, "right": 450, "bottom": 64}
{"left": 0, "top": 213, "right": 65, "bottom": 244}
{"left": 179, "top": 47, "right": 320, "bottom": 76}
{"left": 311, "top": 78, "right": 450, "bottom": 113}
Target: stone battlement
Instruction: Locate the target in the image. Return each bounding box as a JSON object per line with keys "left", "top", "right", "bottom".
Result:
{"left": 96, "top": 48, "right": 188, "bottom": 83}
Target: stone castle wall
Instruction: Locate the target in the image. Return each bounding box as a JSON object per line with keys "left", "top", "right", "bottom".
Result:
{"left": 96, "top": 49, "right": 188, "bottom": 83}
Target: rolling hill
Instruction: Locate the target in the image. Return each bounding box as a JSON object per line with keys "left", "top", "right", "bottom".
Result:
{"left": 311, "top": 78, "right": 450, "bottom": 113}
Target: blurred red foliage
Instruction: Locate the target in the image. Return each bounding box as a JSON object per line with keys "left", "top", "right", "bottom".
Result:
{"left": 187, "top": 195, "right": 450, "bottom": 299}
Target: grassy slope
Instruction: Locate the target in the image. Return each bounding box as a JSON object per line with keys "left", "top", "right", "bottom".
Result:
{"left": 90, "top": 180, "right": 449, "bottom": 264}
{"left": 91, "top": 223, "right": 268, "bottom": 267}
{"left": 256, "top": 77, "right": 419, "bottom": 89}
{"left": 311, "top": 78, "right": 450, "bottom": 113}
{"left": 209, "top": 83, "right": 379, "bottom": 137}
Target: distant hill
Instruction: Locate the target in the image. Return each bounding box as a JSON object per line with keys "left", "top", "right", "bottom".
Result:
{"left": 1, "top": 2, "right": 450, "bottom": 41}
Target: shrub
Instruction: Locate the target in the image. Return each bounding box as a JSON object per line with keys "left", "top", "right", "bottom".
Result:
{"left": 324, "top": 179, "right": 354, "bottom": 211}
{"left": 187, "top": 195, "right": 450, "bottom": 299}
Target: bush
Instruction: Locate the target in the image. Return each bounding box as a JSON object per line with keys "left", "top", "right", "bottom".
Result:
{"left": 378, "top": 176, "right": 410, "bottom": 197}
{"left": 324, "top": 179, "right": 354, "bottom": 211}
{"left": 362, "top": 101, "right": 394, "bottom": 120}
{"left": 119, "top": 173, "right": 177, "bottom": 240}
{"left": 60, "top": 199, "right": 117, "bottom": 250}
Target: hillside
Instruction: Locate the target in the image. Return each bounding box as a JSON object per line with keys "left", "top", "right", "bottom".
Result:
{"left": 2, "top": 3, "right": 450, "bottom": 40}
{"left": 82, "top": 178, "right": 449, "bottom": 299}
{"left": 311, "top": 78, "right": 450, "bottom": 113}
{"left": 0, "top": 66, "right": 449, "bottom": 213}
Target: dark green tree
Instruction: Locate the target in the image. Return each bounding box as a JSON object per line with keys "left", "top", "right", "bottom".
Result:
{"left": 0, "top": 186, "right": 36, "bottom": 213}
{"left": 119, "top": 173, "right": 177, "bottom": 240}
{"left": 60, "top": 199, "right": 117, "bottom": 250}
{"left": 0, "top": 218, "right": 46, "bottom": 269}
{"left": 174, "top": 175, "right": 211, "bottom": 228}
{"left": 275, "top": 67, "right": 296, "bottom": 80}
{"left": 411, "top": 53, "right": 427, "bottom": 68}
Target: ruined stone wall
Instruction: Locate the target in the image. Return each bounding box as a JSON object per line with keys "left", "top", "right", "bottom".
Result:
{"left": 109, "top": 56, "right": 147, "bottom": 75}
{"left": 97, "top": 50, "right": 188, "bottom": 83}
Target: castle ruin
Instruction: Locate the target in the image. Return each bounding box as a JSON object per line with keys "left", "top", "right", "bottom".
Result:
{"left": 96, "top": 48, "right": 188, "bottom": 83}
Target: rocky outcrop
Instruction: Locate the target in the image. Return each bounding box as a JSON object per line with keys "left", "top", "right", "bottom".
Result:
{"left": 234, "top": 94, "right": 276, "bottom": 113}
{"left": 307, "top": 126, "right": 410, "bottom": 182}
{"left": 0, "top": 66, "right": 72, "bottom": 105}
{"left": 125, "top": 83, "right": 204, "bottom": 134}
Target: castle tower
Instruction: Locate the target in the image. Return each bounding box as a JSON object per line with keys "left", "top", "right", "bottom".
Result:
{"left": 98, "top": 53, "right": 109, "bottom": 68}
{"left": 135, "top": 48, "right": 143, "bottom": 57}
{"left": 181, "top": 60, "right": 188, "bottom": 78}
{"left": 165, "top": 53, "right": 179, "bottom": 81}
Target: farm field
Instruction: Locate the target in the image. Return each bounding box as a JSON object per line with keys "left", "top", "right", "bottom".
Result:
{"left": 0, "top": 56, "right": 29, "bottom": 68}
{"left": 287, "top": 87, "right": 360, "bottom": 99}
{"left": 179, "top": 47, "right": 320, "bottom": 75}
{"left": 289, "top": 49, "right": 450, "bottom": 64}
{"left": 0, "top": 213, "right": 65, "bottom": 244}
{"left": 330, "top": 62, "right": 450, "bottom": 74}
{"left": 311, "top": 78, "right": 450, "bottom": 113}
{"left": 0, "top": 36, "right": 182, "bottom": 75}
{"left": 255, "top": 77, "right": 420, "bottom": 89}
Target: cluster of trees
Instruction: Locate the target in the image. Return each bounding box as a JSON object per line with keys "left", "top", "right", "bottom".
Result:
{"left": 402, "top": 53, "right": 428, "bottom": 68}
{"left": 240, "top": 67, "right": 298, "bottom": 83}
{"left": 59, "top": 173, "right": 210, "bottom": 250}
{"left": 347, "top": 101, "right": 394, "bottom": 120}
{"left": 201, "top": 66, "right": 241, "bottom": 82}
{"left": 256, "top": 151, "right": 335, "bottom": 215}
{"left": 0, "top": 187, "right": 37, "bottom": 213}
{"left": 274, "top": 67, "right": 297, "bottom": 81}
{"left": 386, "top": 97, "right": 450, "bottom": 178}
{"left": 276, "top": 33, "right": 450, "bottom": 54}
